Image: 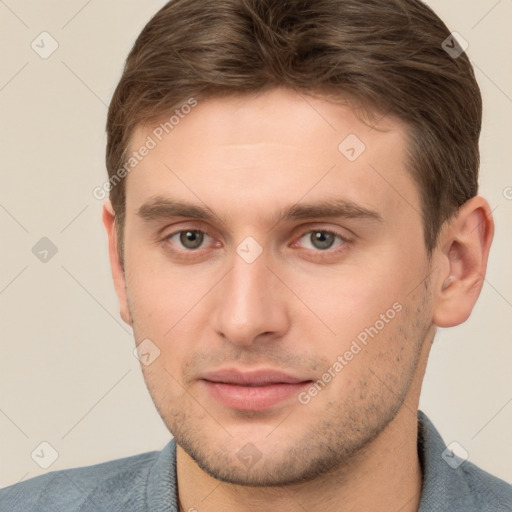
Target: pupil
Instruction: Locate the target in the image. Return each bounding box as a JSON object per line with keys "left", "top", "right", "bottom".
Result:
{"left": 312, "top": 232, "right": 334, "bottom": 250}
{"left": 180, "top": 231, "right": 203, "bottom": 249}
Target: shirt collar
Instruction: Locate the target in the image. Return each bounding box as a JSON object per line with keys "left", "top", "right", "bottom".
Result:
{"left": 417, "top": 410, "right": 478, "bottom": 511}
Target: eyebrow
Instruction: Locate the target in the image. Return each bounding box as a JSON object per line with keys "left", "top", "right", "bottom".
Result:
{"left": 281, "top": 200, "right": 382, "bottom": 222}
{"left": 137, "top": 196, "right": 383, "bottom": 225}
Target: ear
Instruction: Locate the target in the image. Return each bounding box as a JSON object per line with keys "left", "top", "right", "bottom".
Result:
{"left": 102, "top": 201, "right": 132, "bottom": 326}
{"left": 432, "top": 196, "right": 494, "bottom": 327}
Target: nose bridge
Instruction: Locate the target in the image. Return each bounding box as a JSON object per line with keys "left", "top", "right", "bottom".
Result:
{"left": 213, "top": 245, "right": 288, "bottom": 344}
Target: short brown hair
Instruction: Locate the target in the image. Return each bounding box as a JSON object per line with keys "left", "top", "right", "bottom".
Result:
{"left": 106, "top": 0, "right": 481, "bottom": 264}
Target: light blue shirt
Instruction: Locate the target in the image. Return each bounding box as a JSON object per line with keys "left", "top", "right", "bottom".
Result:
{"left": 1, "top": 411, "right": 511, "bottom": 511}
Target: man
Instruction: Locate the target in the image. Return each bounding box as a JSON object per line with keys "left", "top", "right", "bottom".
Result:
{"left": 1, "top": 0, "right": 511, "bottom": 510}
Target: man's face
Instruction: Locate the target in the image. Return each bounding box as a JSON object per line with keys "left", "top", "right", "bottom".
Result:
{"left": 120, "top": 88, "right": 435, "bottom": 485}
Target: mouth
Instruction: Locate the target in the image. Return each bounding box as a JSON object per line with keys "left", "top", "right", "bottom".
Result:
{"left": 199, "top": 368, "right": 313, "bottom": 411}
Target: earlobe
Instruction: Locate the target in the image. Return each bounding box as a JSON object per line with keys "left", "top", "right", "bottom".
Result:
{"left": 102, "top": 201, "right": 132, "bottom": 326}
{"left": 432, "top": 196, "right": 494, "bottom": 328}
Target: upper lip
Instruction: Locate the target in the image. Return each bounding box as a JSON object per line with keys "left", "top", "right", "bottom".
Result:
{"left": 200, "top": 368, "right": 311, "bottom": 386}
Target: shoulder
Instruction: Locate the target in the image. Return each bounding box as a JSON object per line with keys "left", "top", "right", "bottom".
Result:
{"left": 417, "top": 410, "right": 512, "bottom": 511}
{"left": 0, "top": 448, "right": 162, "bottom": 512}
{"left": 457, "top": 459, "right": 512, "bottom": 511}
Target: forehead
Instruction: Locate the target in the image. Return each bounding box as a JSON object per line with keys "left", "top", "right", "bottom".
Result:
{"left": 125, "top": 88, "right": 419, "bottom": 227}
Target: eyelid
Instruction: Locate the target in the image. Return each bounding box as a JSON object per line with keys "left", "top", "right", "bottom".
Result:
{"left": 160, "top": 219, "right": 216, "bottom": 239}
{"left": 294, "top": 221, "right": 352, "bottom": 240}
{"left": 165, "top": 227, "right": 210, "bottom": 238}
{"left": 160, "top": 233, "right": 212, "bottom": 263}
{"left": 292, "top": 228, "right": 349, "bottom": 250}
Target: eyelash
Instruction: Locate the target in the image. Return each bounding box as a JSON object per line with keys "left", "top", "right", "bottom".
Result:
{"left": 162, "top": 228, "right": 349, "bottom": 257}
{"left": 291, "top": 229, "right": 347, "bottom": 253}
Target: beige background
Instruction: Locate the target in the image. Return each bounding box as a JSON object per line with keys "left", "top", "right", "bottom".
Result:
{"left": 0, "top": 0, "right": 511, "bottom": 488}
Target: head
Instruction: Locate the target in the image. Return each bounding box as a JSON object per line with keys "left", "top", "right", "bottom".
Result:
{"left": 103, "top": 0, "right": 493, "bottom": 486}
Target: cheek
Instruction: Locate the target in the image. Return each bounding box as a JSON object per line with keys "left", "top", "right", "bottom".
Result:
{"left": 288, "top": 255, "right": 429, "bottom": 380}
{"left": 124, "top": 246, "right": 214, "bottom": 333}
{"left": 285, "top": 257, "right": 416, "bottom": 340}
{"left": 126, "top": 262, "right": 223, "bottom": 382}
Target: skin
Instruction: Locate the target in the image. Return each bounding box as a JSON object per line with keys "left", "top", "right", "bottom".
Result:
{"left": 103, "top": 87, "right": 493, "bottom": 512}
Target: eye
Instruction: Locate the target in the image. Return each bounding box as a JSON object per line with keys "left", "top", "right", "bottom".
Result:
{"left": 297, "top": 230, "right": 346, "bottom": 251}
{"left": 166, "top": 230, "right": 211, "bottom": 250}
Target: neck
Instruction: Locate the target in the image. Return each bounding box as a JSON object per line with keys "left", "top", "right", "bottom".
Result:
{"left": 176, "top": 404, "right": 423, "bottom": 512}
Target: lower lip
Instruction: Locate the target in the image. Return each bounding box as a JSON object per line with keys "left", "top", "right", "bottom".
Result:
{"left": 202, "top": 380, "right": 311, "bottom": 411}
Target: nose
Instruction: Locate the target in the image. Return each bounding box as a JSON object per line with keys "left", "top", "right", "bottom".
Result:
{"left": 212, "top": 247, "right": 290, "bottom": 346}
